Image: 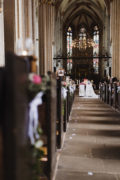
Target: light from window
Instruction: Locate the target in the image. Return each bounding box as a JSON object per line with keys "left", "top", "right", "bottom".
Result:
{"left": 93, "top": 26, "right": 99, "bottom": 74}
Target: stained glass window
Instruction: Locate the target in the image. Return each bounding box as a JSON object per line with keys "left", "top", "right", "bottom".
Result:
{"left": 93, "top": 26, "right": 99, "bottom": 74}
{"left": 67, "top": 27, "right": 73, "bottom": 74}
{"left": 67, "top": 27, "right": 72, "bottom": 57}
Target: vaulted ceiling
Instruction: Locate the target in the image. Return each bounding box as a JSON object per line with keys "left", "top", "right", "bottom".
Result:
{"left": 56, "top": 0, "right": 110, "bottom": 30}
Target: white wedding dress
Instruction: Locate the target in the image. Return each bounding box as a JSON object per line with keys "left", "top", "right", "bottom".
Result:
{"left": 79, "top": 83, "right": 86, "bottom": 97}
{"left": 85, "top": 81, "right": 98, "bottom": 98}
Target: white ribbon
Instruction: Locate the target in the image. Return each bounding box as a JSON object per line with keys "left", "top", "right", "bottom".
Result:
{"left": 62, "top": 87, "right": 68, "bottom": 99}
{"left": 117, "top": 86, "right": 120, "bottom": 93}
{"left": 69, "top": 85, "right": 75, "bottom": 94}
{"left": 28, "top": 92, "right": 43, "bottom": 145}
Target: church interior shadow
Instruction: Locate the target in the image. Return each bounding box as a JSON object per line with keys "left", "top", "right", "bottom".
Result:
{"left": 84, "top": 114, "right": 119, "bottom": 117}
{"left": 72, "top": 113, "right": 119, "bottom": 117}
{"left": 92, "top": 145, "right": 120, "bottom": 160}
{"left": 70, "top": 119, "right": 120, "bottom": 125}
{"left": 86, "top": 129, "right": 120, "bottom": 137}
{"left": 72, "top": 109, "right": 114, "bottom": 112}
{"left": 68, "top": 128, "right": 120, "bottom": 137}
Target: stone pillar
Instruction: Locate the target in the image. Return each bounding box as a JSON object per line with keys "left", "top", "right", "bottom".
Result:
{"left": 115, "top": 0, "right": 119, "bottom": 78}
{"left": 26, "top": 0, "right": 33, "bottom": 39}
{"left": 39, "top": 1, "right": 55, "bottom": 75}
{"left": 110, "top": 0, "right": 120, "bottom": 79}
{"left": 32, "top": 0, "right": 40, "bottom": 73}
{"left": 4, "top": 0, "right": 15, "bottom": 52}
{"left": 118, "top": 0, "right": 120, "bottom": 79}
{"left": 111, "top": 0, "right": 114, "bottom": 76}
{"left": 4, "top": 0, "right": 31, "bottom": 54}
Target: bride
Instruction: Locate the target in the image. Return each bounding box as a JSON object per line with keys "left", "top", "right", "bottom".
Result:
{"left": 79, "top": 79, "right": 98, "bottom": 98}
{"left": 85, "top": 80, "right": 98, "bottom": 98}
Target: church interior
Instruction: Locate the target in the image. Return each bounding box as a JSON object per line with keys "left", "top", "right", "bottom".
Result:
{"left": 1, "top": 0, "right": 120, "bottom": 180}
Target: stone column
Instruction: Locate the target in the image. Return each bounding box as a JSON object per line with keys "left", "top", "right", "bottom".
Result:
{"left": 4, "top": 0, "right": 15, "bottom": 52}
{"left": 114, "top": 0, "right": 117, "bottom": 76}
{"left": 32, "top": 0, "right": 40, "bottom": 73}
{"left": 118, "top": 0, "right": 120, "bottom": 79}
{"left": 39, "top": 3, "right": 46, "bottom": 75}
{"left": 111, "top": 0, "right": 120, "bottom": 78}
{"left": 111, "top": 0, "right": 115, "bottom": 76}
{"left": 39, "top": 1, "right": 55, "bottom": 75}
{"left": 115, "top": 0, "right": 118, "bottom": 77}
{"left": 4, "top": 0, "right": 32, "bottom": 54}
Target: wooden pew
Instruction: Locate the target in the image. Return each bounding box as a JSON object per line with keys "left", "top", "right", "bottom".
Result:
{"left": 46, "top": 74, "right": 57, "bottom": 180}
{"left": 109, "top": 83, "right": 113, "bottom": 106}
{"left": 99, "top": 83, "right": 103, "bottom": 100}
{"left": 2, "top": 53, "right": 68, "bottom": 180}
{"left": 112, "top": 83, "right": 117, "bottom": 108}
{"left": 63, "top": 86, "right": 75, "bottom": 132}
{"left": 38, "top": 73, "right": 57, "bottom": 180}
{"left": 117, "top": 88, "right": 120, "bottom": 110}
{"left": 56, "top": 77, "right": 63, "bottom": 149}
{"left": 3, "top": 52, "right": 32, "bottom": 180}
{"left": 105, "top": 83, "right": 109, "bottom": 104}
{"left": 0, "top": 68, "right": 5, "bottom": 180}
{"left": 67, "top": 89, "right": 71, "bottom": 121}
{"left": 103, "top": 83, "right": 106, "bottom": 102}
{"left": 63, "top": 98, "right": 67, "bottom": 132}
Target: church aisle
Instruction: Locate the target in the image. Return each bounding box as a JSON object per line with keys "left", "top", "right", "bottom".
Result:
{"left": 55, "top": 96, "right": 120, "bottom": 180}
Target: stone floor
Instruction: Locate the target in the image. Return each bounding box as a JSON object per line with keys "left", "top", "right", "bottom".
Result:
{"left": 55, "top": 96, "right": 120, "bottom": 180}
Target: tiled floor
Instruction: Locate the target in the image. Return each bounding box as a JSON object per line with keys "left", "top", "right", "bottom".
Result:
{"left": 55, "top": 96, "right": 120, "bottom": 180}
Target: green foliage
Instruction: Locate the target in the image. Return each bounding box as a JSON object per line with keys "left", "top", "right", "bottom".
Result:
{"left": 27, "top": 75, "right": 50, "bottom": 102}
{"left": 29, "top": 127, "right": 45, "bottom": 180}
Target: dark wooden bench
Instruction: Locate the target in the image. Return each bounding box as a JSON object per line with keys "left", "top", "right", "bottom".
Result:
{"left": 0, "top": 67, "right": 5, "bottom": 180}
{"left": 100, "top": 82, "right": 118, "bottom": 109}
{"left": 105, "top": 83, "right": 109, "bottom": 104}
{"left": 108, "top": 83, "right": 113, "bottom": 106}
{"left": 117, "top": 90, "right": 120, "bottom": 110}
{"left": 56, "top": 77, "right": 63, "bottom": 149}
{"left": 3, "top": 52, "right": 31, "bottom": 180}
{"left": 112, "top": 83, "right": 117, "bottom": 108}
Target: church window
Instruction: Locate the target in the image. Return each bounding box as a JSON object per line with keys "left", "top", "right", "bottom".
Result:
{"left": 67, "top": 27, "right": 73, "bottom": 74}
{"left": 67, "top": 27, "right": 72, "bottom": 57}
{"left": 93, "top": 25, "right": 99, "bottom": 74}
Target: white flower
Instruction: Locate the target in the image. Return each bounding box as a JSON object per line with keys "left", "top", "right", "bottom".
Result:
{"left": 34, "top": 140, "right": 43, "bottom": 149}
{"left": 28, "top": 73, "right": 35, "bottom": 82}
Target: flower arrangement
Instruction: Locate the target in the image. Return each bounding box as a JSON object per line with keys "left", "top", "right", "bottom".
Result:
{"left": 61, "top": 81, "right": 67, "bottom": 88}
{"left": 27, "top": 73, "right": 50, "bottom": 102}
{"left": 27, "top": 73, "right": 50, "bottom": 179}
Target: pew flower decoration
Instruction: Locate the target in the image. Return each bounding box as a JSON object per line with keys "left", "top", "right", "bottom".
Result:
{"left": 27, "top": 73, "right": 50, "bottom": 178}
{"left": 62, "top": 81, "right": 67, "bottom": 88}
{"left": 27, "top": 73, "right": 50, "bottom": 145}
{"left": 117, "top": 86, "right": 120, "bottom": 93}
{"left": 27, "top": 73, "right": 50, "bottom": 101}
{"left": 61, "top": 81, "right": 68, "bottom": 100}
{"left": 29, "top": 73, "right": 42, "bottom": 84}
